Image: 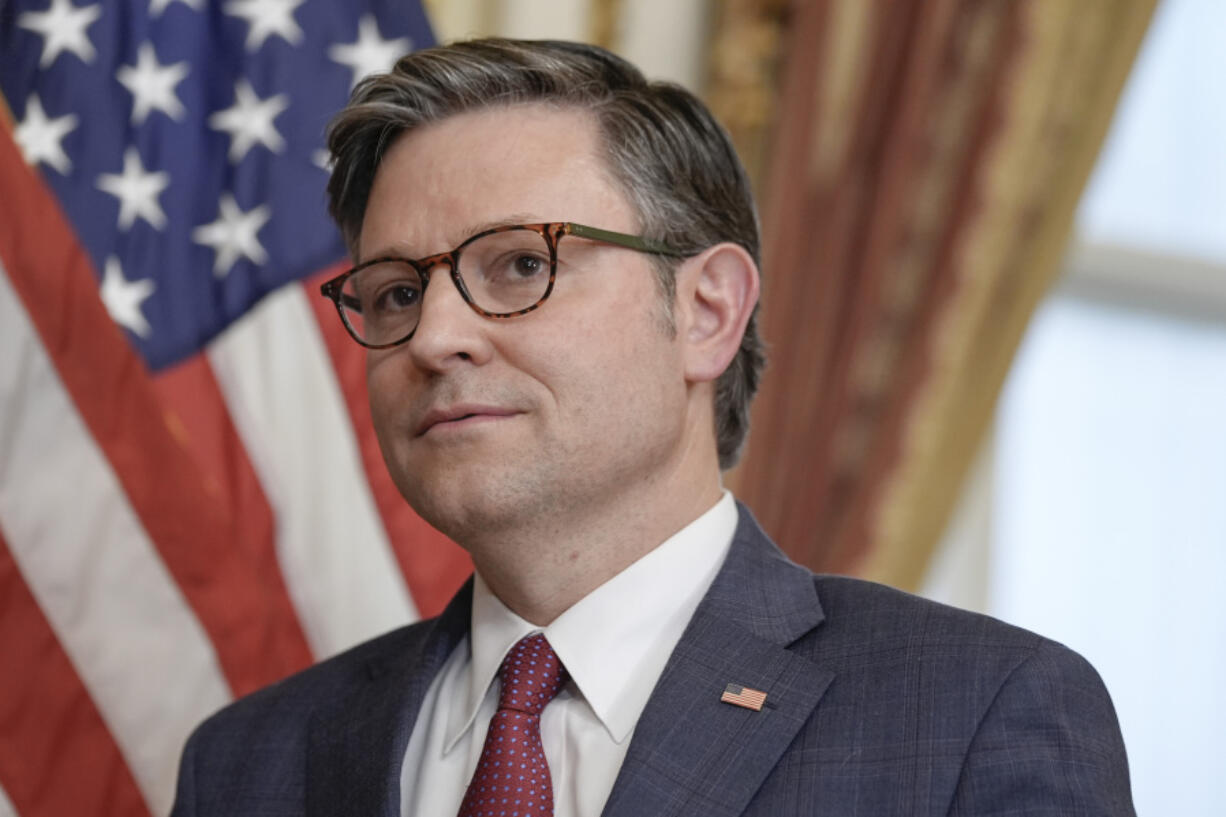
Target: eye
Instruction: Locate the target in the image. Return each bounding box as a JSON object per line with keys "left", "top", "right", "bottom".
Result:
{"left": 372, "top": 282, "right": 421, "bottom": 313}
{"left": 461, "top": 230, "right": 553, "bottom": 299}
{"left": 510, "top": 253, "right": 546, "bottom": 278}
{"left": 482, "top": 249, "right": 550, "bottom": 285}
{"left": 351, "top": 263, "right": 423, "bottom": 316}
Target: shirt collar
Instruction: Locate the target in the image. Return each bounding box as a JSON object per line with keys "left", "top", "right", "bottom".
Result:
{"left": 444, "top": 492, "right": 738, "bottom": 751}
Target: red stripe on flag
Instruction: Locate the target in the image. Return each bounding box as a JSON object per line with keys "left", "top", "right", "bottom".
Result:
{"left": 150, "top": 357, "right": 275, "bottom": 570}
{"left": 305, "top": 268, "right": 471, "bottom": 618}
{"left": 0, "top": 528, "right": 153, "bottom": 817}
{"left": 151, "top": 355, "right": 314, "bottom": 684}
{"left": 0, "top": 130, "right": 311, "bottom": 695}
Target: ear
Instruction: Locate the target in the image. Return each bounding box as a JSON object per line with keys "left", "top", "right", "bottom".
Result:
{"left": 675, "top": 242, "right": 760, "bottom": 385}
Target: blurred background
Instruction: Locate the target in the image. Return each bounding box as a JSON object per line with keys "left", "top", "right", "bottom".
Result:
{"left": 1, "top": 0, "right": 1221, "bottom": 815}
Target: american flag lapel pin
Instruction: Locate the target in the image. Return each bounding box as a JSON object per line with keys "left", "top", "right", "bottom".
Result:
{"left": 720, "top": 682, "right": 767, "bottom": 711}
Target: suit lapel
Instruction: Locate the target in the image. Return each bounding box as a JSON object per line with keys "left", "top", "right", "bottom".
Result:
{"left": 305, "top": 579, "right": 473, "bottom": 817}
{"left": 602, "top": 506, "right": 834, "bottom": 817}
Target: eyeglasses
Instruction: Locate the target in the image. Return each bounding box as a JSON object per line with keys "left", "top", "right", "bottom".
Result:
{"left": 320, "top": 222, "right": 684, "bottom": 349}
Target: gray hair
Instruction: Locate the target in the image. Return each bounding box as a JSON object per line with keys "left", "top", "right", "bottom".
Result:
{"left": 326, "top": 38, "right": 765, "bottom": 469}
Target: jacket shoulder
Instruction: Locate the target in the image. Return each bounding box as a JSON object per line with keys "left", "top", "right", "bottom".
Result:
{"left": 207, "top": 618, "right": 437, "bottom": 730}
{"left": 810, "top": 573, "right": 1046, "bottom": 655}
{"left": 805, "top": 573, "right": 1106, "bottom": 698}
{"left": 171, "top": 618, "right": 441, "bottom": 816}
{"left": 774, "top": 574, "right": 1133, "bottom": 815}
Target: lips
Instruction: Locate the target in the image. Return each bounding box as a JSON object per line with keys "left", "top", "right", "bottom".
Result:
{"left": 414, "top": 404, "right": 520, "bottom": 436}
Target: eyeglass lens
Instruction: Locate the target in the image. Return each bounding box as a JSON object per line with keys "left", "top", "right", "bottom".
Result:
{"left": 338, "top": 228, "right": 553, "bottom": 346}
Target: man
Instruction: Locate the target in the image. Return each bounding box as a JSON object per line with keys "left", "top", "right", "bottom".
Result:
{"left": 171, "top": 39, "right": 1134, "bottom": 816}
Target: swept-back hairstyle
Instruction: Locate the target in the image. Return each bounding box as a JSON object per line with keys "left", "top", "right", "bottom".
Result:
{"left": 326, "top": 38, "right": 765, "bottom": 468}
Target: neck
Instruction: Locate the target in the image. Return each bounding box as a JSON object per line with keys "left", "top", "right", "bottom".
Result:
{"left": 467, "top": 455, "right": 723, "bottom": 626}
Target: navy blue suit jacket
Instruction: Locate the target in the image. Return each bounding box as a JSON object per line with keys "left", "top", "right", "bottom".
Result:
{"left": 171, "top": 506, "right": 1135, "bottom": 815}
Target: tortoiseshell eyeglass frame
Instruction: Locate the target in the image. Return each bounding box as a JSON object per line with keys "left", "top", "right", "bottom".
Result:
{"left": 319, "top": 221, "right": 685, "bottom": 349}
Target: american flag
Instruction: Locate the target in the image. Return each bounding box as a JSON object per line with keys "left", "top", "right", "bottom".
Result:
{"left": 720, "top": 682, "right": 767, "bottom": 711}
{"left": 0, "top": 2, "right": 469, "bottom": 815}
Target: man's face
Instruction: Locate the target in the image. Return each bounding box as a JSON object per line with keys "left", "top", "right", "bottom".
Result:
{"left": 359, "top": 104, "right": 695, "bottom": 545}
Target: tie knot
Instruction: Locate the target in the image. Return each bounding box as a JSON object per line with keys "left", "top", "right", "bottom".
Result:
{"left": 497, "top": 634, "right": 568, "bottom": 716}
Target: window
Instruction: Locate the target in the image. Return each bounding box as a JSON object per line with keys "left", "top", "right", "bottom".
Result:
{"left": 924, "top": 1, "right": 1226, "bottom": 812}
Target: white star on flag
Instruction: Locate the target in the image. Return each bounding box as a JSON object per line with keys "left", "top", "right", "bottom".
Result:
{"left": 223, "top": 0, "right": 306, "bottom": 51}
{"left": 192, "top": 194, "right": 271, "bottom": 277}
{"left": 17, "top": 0, "right": 102, "bottom": 67}
{"left": 15, "top": 94, "right": 79, "bottom": 174}
{"left": 329, "top": 14, "right": 411, "bottom": 90}
{"left": 96, "top": 147, "right": 171, "bottom": 230}
{"left": 208, "top": 79, "right": 289, "bottom": 163}
{"left": 117, "top": 42, "right": 190, "bottom": 124}
{"left": 100, "top": 256, "right": 156, "bottom": 337}
{"left": 149, "top": 0, "right": 202, "bottom": 16}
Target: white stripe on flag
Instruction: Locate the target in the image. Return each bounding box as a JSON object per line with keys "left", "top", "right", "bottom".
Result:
{"left": 0, "top": 779, "right": 15, "bottom": 817}
{"left": 207, "top": 282, "right": 418, "bottom": 659}
{"left": 0, "top": 263, "right": 232, "bottom": 817}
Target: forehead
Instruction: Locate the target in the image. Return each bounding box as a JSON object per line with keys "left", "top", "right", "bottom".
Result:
{"left": 358, "top": 104, "right": 634, "bottom": 259}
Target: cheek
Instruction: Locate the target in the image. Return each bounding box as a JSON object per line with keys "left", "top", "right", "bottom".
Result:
{"left": 504, "top": 325, "right": 610, "bottom": 436}
{"left": 365, "top": 353, "right": 409, "bottom": 432}
{"left": 545, "top": 319, "right": 681, "bottom": 424}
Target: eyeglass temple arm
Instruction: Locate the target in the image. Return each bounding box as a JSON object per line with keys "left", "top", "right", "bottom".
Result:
{"left": 320, "top": 279, "right": 364, "bottom": 313}
{"left": 566, "top": 223, "right": 685, "bottom": 257}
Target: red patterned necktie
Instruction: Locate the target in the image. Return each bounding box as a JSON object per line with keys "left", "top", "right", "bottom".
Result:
{"left": 458, "top": 633, "right": 570, "bottom": 817}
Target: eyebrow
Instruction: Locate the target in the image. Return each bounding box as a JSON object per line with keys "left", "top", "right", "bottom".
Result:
{"left": 463, "top": 214, "right": 543, "bottom": 236}
{"left": 361, "top": 213, "right": 545, "bottom": 263}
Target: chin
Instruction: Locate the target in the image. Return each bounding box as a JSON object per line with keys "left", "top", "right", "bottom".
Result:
{"left": 397, "top": 470, "right": 520, "bottom": 544}
{"left": 417, "top": 473, "right": 587, "bottom": 551}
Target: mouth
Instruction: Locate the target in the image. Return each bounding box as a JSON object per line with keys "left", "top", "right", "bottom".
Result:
{"left": 415, "top": 405, "right": 521, "bottom": 437}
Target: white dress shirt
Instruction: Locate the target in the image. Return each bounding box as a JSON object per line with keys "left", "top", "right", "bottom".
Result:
{"left": 399, "top": 492, "right": 738, "bottom": 817}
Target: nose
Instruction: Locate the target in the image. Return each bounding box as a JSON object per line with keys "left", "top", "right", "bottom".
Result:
{"left": 406, "top": 264, "right": 493, "bottom": 372}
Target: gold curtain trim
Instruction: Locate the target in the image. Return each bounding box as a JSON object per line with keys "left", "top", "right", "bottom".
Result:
{"left": 861, "top": 0, "right": 1159, "bottom": 590}
{"left": 588, "top": 0, "right": 623, "bottom": 51}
